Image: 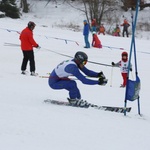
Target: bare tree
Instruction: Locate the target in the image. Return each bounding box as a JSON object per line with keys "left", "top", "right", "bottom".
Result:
{"left": 65, "top": 0, "right": 119, "bottom": 26}
{"left": 20, "top": 0, "right": 29, "bottom": 13}
{"left": 121, "top": 0, "right": 149, "bottom": 11}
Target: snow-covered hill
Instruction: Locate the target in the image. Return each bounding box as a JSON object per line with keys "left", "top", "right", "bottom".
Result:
{"left": 0, "top": 1, "right": 150, "bottom": 150}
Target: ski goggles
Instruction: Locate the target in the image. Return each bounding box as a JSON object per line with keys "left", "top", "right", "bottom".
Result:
{"left": 82, "top": 60, "right": 87, "bottom": 65}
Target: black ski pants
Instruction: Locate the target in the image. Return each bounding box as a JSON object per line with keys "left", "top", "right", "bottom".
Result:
{"left": 21, "top": 50, "right": 35, "bottom": 72}
{"left": 122, "top": 29, "right": 129, "bottom": 37}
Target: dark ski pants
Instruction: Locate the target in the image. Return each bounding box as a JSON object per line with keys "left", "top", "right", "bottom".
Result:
{"left": 21, "top": 50, "right": 35, "bottom": 72}
{"left": 122, "top": 29, "right": 129, "bottom": 37}
{"left": 49, "top": 76, "right": 81, "bottom": 99}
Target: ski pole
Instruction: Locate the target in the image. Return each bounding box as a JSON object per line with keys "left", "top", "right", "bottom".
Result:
{"left": 102, "top": 45, "right": 124, "bottom": 50}
{"left": 39, "top": 75, "right": 79, "bottom": 80}
{"left": 110, "top": 67, "right": 114, "bottom": 87}
{"left": 4, "top": 42, "right": 20, "bottom": 47}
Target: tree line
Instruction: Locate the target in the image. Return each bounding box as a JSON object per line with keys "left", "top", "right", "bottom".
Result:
{"left": 0, "top": 0, "right": 149, "bottom": 20}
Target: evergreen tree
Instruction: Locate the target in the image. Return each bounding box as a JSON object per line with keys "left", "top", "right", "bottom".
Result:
{"left": 0, "top": 0, "right": 20, "bottom": 18}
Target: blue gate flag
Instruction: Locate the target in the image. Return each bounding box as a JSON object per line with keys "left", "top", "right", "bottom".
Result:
{"left": 126, "top": 76, "right": 141, "bottom": 101}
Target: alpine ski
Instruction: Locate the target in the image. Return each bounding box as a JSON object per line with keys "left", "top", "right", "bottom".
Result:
{"left": 44, "top": 99, "right": 131, "bottom": 113}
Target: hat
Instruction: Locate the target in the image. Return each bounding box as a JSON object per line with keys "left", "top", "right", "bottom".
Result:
{"left": 121, "top": 51, "right": 128, "bottom": 62}
{"left": 122, "top": 51, "right": 128, "bottom": 57}
{"left": 28, "top": 21, "right": 36, "bottom": 29}
{"left": 83, "top": 20, "right": 87, "bottom": 23}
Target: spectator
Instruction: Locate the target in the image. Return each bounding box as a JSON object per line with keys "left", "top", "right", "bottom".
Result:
{"left": 92, "top": 32, "right": 102, "bottom": 48}
{"left": 91, "top": 18, "right": 97, "bottom": 32}
{"left": 121, "top": 19, "right": 130, "bottom": 37}
{"left": 83, "top": 20, "right": 90, "bottom": 48}
{"left": 112, "top": 24, "right": 121, "bottom": 36}
{"left": 98, "top": 24, "right": 105, "bottom": 35}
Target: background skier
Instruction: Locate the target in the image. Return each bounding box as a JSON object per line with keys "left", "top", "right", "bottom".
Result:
{"left": 121, "top": 19, "right": 130, "bottom": 37}
{"left": 20, "top": 21, "right": 40, "bottom": 76}
{"left": 111, "top": 51, "right": 132, "bottom": 87}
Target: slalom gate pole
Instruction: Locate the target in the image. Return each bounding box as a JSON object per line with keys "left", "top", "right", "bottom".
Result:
{"left": 137, "top": 96, "right": 141, "bottom": 115}
{"left": 133, "top": 23, "right": 141, "bottom": 116}
{"left": 124, "top": 0, "right": 140, "bottom": 116}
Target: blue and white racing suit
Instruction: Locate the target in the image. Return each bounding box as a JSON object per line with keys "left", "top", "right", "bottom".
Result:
{"left": 48, "top": 59, "right": 99, "bottom": 99}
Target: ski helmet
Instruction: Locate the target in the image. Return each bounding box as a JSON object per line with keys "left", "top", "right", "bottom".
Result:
{"left": 121, "top": 51, "right": 128, "bottom": 62}
{"left": 122, "top": 51, "right": 128, "bottom": 57}
{"left": 74, "top": 51, "right": 88, "bottom": 65}
{"left": 28, "top": 21, "right": 36, "bottom": 29}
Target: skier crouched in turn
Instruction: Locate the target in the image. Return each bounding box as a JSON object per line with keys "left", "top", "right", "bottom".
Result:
{"left": 48, "top": 51, "right": 108, "bottom": 107}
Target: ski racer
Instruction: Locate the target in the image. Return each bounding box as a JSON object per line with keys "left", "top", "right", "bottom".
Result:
{"left": 48, "top": 51, "right": 108, "bottom": 107}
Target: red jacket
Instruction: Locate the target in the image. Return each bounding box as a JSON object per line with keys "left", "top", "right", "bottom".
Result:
{"left": 20, "top": 27, "right": 38, "bottom": 51}
{"left": 91, "top": 19, "right": 97, "bottom": 27}
{"left": 92, "top": 34, "right": 102, "bottom": 48}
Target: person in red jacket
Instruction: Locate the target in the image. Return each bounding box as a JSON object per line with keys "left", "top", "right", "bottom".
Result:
{"left": 20, "top": 21, "right": 40, "bottom": 76}
{"left": 92, "top": 32, "right": 102, "bottom": 48}
{"left": 91, "top": 18, "right": 97, "bottom": 32}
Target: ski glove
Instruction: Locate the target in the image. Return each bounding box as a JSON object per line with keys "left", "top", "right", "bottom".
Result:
{"left": 98, "top": 71, "right": 105, "bottom": 79}
{"left": 98, "top": 72, "right": 108, "bottom": 85}
{"left": 130, "top": 68, "right": 132, "bottom": 71}
{"left": 36, "top": 44, "right": 41, "bottom": 49}
{"left": 112, "top": 62, "right": 115, "bottom": 66}
{"left": 98, "top": 77, "right": 108, "bottom": 85}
